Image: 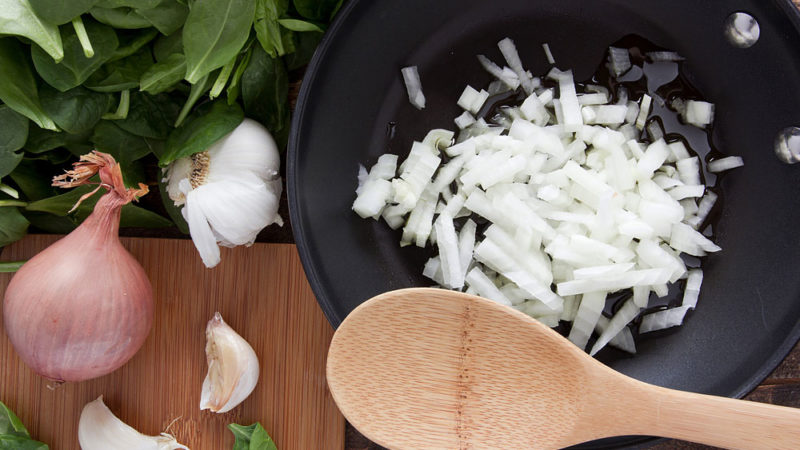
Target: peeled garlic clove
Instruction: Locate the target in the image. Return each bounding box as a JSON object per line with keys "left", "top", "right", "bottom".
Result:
{"left": 78, "top": 396, "right": 188, "bottom": 450}
{"left": 200, "top": 312, "right": 259, "bottom": 413}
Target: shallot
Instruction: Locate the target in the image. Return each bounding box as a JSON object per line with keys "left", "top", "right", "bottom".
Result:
{"left": 3, "top": 151, "right": 153, "bottom": 382}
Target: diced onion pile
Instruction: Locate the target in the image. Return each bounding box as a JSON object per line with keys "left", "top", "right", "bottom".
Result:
{"left": 357, "top": 38, "right": 744, "bottom": 355}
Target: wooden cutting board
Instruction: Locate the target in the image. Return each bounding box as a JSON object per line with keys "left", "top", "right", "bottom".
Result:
{"left": 0, "top": 235, "right": 344, "bottom": 450}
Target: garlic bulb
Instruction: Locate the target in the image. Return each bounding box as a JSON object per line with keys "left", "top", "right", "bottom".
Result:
{"left": 78, "top": 396, "right": 188, "bottom": 450}
{"left": 164, "top": 118, "right": 283, "bottom": 268}
{"left": 200, "top": 312, "right": 260, "bottom": 413}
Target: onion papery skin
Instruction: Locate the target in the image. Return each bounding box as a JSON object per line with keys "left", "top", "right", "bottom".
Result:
{"left": 3, "top": 193, "right": 153, "bottom": 382}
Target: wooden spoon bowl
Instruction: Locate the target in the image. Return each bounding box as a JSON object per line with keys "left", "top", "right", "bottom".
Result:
{"left": 327, "top": 288, "right": 800, "bottom": 449}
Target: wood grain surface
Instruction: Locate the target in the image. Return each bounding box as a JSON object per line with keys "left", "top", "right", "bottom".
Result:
{"left": 0, "top": 235, "right": 344, "bottom": 450}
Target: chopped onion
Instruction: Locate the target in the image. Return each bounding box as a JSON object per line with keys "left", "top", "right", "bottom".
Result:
{"left": 683, "top": 100, "right": 714, "bottom": 127}
{"left": 708, "top": 156, "right": 744, "bottom": 173}
{"left": 639, "top": 305, "right": 692, "bottom": 333}
{"left": 401, "top": 66, "right": 426, "bottom": 110}
{"left": 607, "top": 47, "right": 632, "bottom": 77}
{"left": 542, "top": 43, "right": 555, "bottom": 64}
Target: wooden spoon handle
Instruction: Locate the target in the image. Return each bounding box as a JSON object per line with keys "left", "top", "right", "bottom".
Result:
{"left": 632, "top": 384, "right": 800, "bottom": 449}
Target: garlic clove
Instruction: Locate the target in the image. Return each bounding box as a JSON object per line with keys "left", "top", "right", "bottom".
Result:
{"left": 78, "top": 396, "right": 188, "bottom": 450}
{"left": 200, "top": 312, "right": 260, "bottom": 413}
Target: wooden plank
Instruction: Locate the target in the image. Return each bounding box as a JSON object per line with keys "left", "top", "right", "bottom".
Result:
{"left": 0, "top": 235, "right": 344, "bottom": 450}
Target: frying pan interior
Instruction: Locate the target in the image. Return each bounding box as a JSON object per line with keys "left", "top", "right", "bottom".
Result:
{"left": 289, "top": 0, "right": 800, "bottom": 446}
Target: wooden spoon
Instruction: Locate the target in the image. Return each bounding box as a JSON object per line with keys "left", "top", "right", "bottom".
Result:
{"left": 327, "top": 288, "right": 800, "bottom": 449}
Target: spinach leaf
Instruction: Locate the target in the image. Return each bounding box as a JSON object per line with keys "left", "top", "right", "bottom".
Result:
{"left": 0, "top": 207, "right": 29, "bottom": 247}
{"left": 95, "top": 0, "right": 161, "bottom": 8}
{"left": 0, "top": 106, "right": 29, "bottom": 178}
{"left": 0, "top": 401, "right": 29, "bottom": 437}
{"left": 182, "top": 0, "right": 256, "bottom": 84}
{"left": 228, "top": 422, "right": 277, "bottom": 450}
{"left": 22, "top": 211, "right": 77, "bottom": 233}
{"left": 26, "top": 183, "right": 172, "bottom": 227}
{"left": 24, "top": 125, "right": 93, "bottom": 154}
{"left": 109, "top": 28, "right": 159, "bottom": 62}
{"left": 253, "top": 0, "right": 291, "bottom": 57}
{"left": 173, "top": 73, "right": 211, "bottom": 127}
{"left": 160, "top": 100, "right": 243, "bottom": 166}
{"left": 0, "top": 435, "right": 49, "bottom": 450}
{"left": 31, "top": 18, "right": 119, "bottom": 92}
{"left": 153, "top": 31, "right": 183, "bottom": 61}
{"left": 241, "top": 45, "right": 289, "bottom": 147}
{"left": 116, "top": 92, "right": 180, "bottom": 139}
{"left": 140, "top": 53, "right": 186, "bottom": 94}
{"left": 226, "top": 46, "right": 253, "bottom": 104}
{"left": 8, "top": 159, "right": 55, "bottom": 201}
{"left": 277, "top": 18, "right": 322, "bottom": 32}
{"left": 136, "top": 0, "right": 188, "bottom": 36}
{"left": 91, "top": 120, "right": 162, "bottom": 162}
{"left": 158, "top": 177, "right": 188, "bottom": 233}
{"left": 0, "top": 40, "right": 57, "bottom": 130}
{"left": 84, "top": 47, "right": 153, "bottom": 92}
{"left": 293, "top": 0, "right": 341, "bottom": 22}
{"left": 0, "top": 0, "right": 64, "bottom": 62}
{"left": 90, "top": 7, "right": 151, "bottom": 29}
{"left": 27, "top": 0, "right": 97, "bottom": 25}
{"left": 284, "top": 30, "right": 322, "bottom": 71}
{"left": 39, "top": 85, "right": 110, "bottom": 134}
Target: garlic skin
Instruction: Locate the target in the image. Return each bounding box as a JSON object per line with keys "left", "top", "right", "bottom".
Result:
{"left": 200, "top": 312, "right": 260, "bottom": 413}
{"left": 164, "top": 119, "right": 283, "bottom": 268}
{"left": 78, "top": 396, "right": 188, "bottom": 450}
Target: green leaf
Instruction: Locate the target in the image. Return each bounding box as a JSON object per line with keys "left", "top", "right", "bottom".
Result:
{"left": 0, "top": 401, "right": 29, "bottom": 437}
{"left": 27, "top": 0, "right": 97, "bottom": 25}
{"left": 95, "top": 0, "right": 161, "bottom": 8}
{"left": 0, "top": 435, "right": 48, "bottom": 450}
{"left": 136, "top": 0, "right": 188, "bottom": 36}
{"left": 226, "top": 46, "right": 253, "bottom": 105}
{"left": 39, "top": 85, "right": 111, "bottom": 134}
{"left": 277, "top": 18, "right": 322, "bottom": 32}
{"left": 23, "top": 126, "right": 92, "bottom": 154}
{"left": 292, "top": 0, "right": 340, "bottom": 22}
{"left": 284, "top": 30, "right": 322, "bottom": 71}
{"left": 241, "top": 45, "right": 289, "bottom": 148}
{"left": 153, "top": 31, "right": 183, "bottom": 62}
{"left": 158, "top": 177, "right": 188, "bottom": 233}
{"left": 31, "top": 18, "right": 119, "bottom": 92}
{"left": 182, "top": 0, "right": 257, "bottom": 84}
{"left": 173, "top": 73, "right": 211, "bottom": 127}
{"left": 109, "top": 28, "right": 159, "bottom": 62}
{"left": 0, "top": 261, "right": 25, "bottom": 272}
{"left": 84, "top": 46, "right": 154, "bottom": 92}
{"left": 116, "top": 92, "right": 181, "bottom": 139}
{"left": 23, "top": 210, "right": 76, "bottom": 233}
{"left": 0, "top": 0, "right": 64, "bottom": 62}
{"left": 160, "top": 100, "right": 243, "bottom": 166}
{"left": 228, "top": 423, "right": 277, "bottom": 450}
{"left": 140, "top": 53, "right": 186, "bottom": 95}
{"left": 253, "top": 0, "right": 289, "bottom": 57}
{"left": 0, "top": 40, "right": 57, "bottom": 130}
{"left": 8, "top": 159, "right": 56, "bottom": 201}
{"left": 90, "top": 6, "right": 151, "bottom": 29}
{"left": 91, "top": 120, "right": 162, "bottom": 162}
{"left": 0, "top": 207, "right": 29, "bottom": 247}
{"left": 0, "top": 106, "right": 28, "bottom": 178}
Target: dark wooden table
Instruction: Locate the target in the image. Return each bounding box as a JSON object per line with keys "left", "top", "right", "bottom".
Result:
{"left": 340, "top": 1, "right": 800, "bottom": 448}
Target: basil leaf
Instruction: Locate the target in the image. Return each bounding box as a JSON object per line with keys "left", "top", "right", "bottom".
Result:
{"left": 0, "top": 0, "right": 64, "bottom": 62}
{"left": 0, "top": 106, "right": 28, "bottom": 178}
{"left": 241, "top": 45, "right": 289, "bottom": 148}
{"left": 31, "top": 18, "right": 119, "bottom": 92}
{"left": 24, "top": 126, "right": 92, "bottom": 154}
{"left": 0, "top": 40, "right": 57, "bottom": 130}
{"left": 160, "top": 100, "right": 243, "bottom": 166}
{"left": 23, "top": 211, "right": 77, "bottom": 234}
{"left": 226, "top": 46, "right": 253, "bottom": 105}
{"left": 136, "top": 0, "right": 188, "bottom": 36}
{"left": 182, "top": 0, "right": 256, "bottom": 84}
{"left": 292, "top": 0, "right": 341, "bottom": 22}
{"left": 8, "top": 159, "right": 55, "bottom": 201}
{"left": 0, "top": 401, "right": 29, "bottom": 437}
{"left": 0, "top": 435, "right": 48, "bottom": 450}
{"left": 254, "top": 0, "right": 288, "bottom": 58}
{"left": 277, "top": 18, "right": 322, "bottom": 32}
{"left": 95, "top": 0, "right": 160, "bottom": 8}
{"left": 284, "top": 30, "right": 322, "bottom": 71}
{"left": 153, "top": 31, "right": 183, "bottom": 61}
{"left": 39, "top": 85, "right": 110, "bottom": 134}
{"left": 116, "top": 92, "right": 181, "bottom": 139}
{"left": 228, "top": 423, "right": 277, "bottom": 450}
{"left": 91, "top": 120, "right": 162, "bottom": 162}
{"left": 140, "top": 53, "right": 186, "bottom": 95}
{"left": 109, "top": 28, "right": 159, "bottom": 62}
{"left": 0, "top": 207, "right": 29, "bottom": 247}
{"left": 27, "top": 0, "right": 97, "bottom": 25}
{"left": 84, "top": 46, "right": 153, "bottom": 92}
{"left": 89, "top": 6, "right": 151, "bottom": 29}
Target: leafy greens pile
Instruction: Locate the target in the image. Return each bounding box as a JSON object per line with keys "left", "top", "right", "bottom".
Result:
{"left": 0, "top": 0, "right": 341, "bottom": 247}
{"left": 0, "top": 401, "right": 48, "bottom": 449}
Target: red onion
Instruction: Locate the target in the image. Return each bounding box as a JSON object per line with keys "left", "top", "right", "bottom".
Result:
{"left": 3, "top": 152, "right": 153, "bottom": 382}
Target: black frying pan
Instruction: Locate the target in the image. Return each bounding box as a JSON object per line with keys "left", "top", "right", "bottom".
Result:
{"left": 288, "top": 0, "right": 800, "bottom": 447}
